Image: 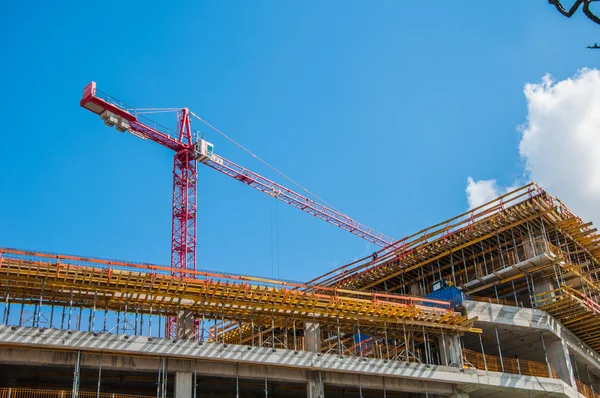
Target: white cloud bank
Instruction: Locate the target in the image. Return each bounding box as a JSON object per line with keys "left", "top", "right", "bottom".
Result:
{"left": 467, "top": 68, "right": 600, "bottom": 223}
{"left": 466, "top": 177, "right": 503, "bottom": 209}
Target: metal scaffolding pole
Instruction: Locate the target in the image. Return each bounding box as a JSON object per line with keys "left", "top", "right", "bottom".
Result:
{"left": 96, "top": 353, "right": 103, "bottom": 398}
{"left": 264, "top": 367, "right": 268, "bottom": 398}
{"left": 494, "top": 326, "right": 504, "bottom": 372}
{"left": 193, "top": 360, "right": 197, "bottom": 398}
{"left": 235, "top": 363, "right": 240, "bottom": 398}
{"left": 2, "top": 283, "right": 10, "bottom": 326}
{"left": 478, "top": 333, "right": 488, "bottom": 372}
{"left": 72, "top": 350, "right": 81, "bottom": 398}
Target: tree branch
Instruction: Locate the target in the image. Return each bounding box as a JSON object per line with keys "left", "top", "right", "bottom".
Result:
{"left": 548, "top": 0, "right": 600, "bottom": 25}
{"left": 583, "top": 0, "right": 600, "bottom": 24}
{"left": 548, "top": 0, "right": 585, "bottom": 17}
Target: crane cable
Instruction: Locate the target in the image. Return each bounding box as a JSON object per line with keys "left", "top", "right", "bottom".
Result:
{"left": 188, "top": 111, "right": 343, "bottom": 215}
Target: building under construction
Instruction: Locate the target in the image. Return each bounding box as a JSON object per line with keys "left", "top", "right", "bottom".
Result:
{"left": 1, "top": 86, "right": 600, "bottom": 398}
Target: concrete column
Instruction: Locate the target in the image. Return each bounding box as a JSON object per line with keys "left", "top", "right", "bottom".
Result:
{"left": 534, "top": 279, "right": 556, "bottom": 297}
{"left": 438, "top": 334, "right": 462, "bottom": 367}
{"left": 531, "top": 278, "right": 557, "bottom": 308}
{"left": 546, "top": 338, "right": 576, "bottom": 387}
{"left": 177, "top": 310, "right": 194, "bottom": 340}
{"left": 304, "top": 321, "right": 321, "bottom": 353}
{"left": 306, "top": 370, "right": 324, "bottom": 398}
{"left": 410, "top": 282, "right": 421, "bottom": 297}
{"left": 304, "top": 321, "right": 323, "bottom": 398}
{"left": 175, "top": 372, "right": 192, "bottom": 398}
{"left": 522, "top": 230, "right": 538, "bottom": 259}
{"left": 451, "top": 388, "right": 469, "bottom": 398}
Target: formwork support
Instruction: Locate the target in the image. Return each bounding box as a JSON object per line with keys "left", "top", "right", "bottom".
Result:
{"left": 72, "top": 350, "right": 81, "bottom": 398}
{"left": 306, "top": 371, "right": 324, "bottom": 398}
{"left": 494, "top": 327, "right": 504, "bottom": 373}
{"left": 157, "top": 357, "right": 168, "bottom": 398}
{"left": 438, "top": 331, "right": 462, "bottom": 367}
{"left": 96, "top": 353, "right": 103, "bottom": 398}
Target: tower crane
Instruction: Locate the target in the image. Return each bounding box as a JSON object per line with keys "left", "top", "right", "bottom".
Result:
{"left": 80, "top": 81, "right": 397, "bottom": 282}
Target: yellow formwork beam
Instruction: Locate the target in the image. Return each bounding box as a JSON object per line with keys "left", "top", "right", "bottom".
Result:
{"left": 0, "top": 255, "right": 481, "bottom": 335}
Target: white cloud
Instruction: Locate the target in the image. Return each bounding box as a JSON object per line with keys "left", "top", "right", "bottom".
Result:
{"left": 466, "top": 177, "right": 500, "bottom": 209}
{"left": 467, "top": 68, "right": 600, "bottom": 223}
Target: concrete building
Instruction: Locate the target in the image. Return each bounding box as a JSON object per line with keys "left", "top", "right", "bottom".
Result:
{"left": 1, "top": 183, "right": 600, "bottom": 398}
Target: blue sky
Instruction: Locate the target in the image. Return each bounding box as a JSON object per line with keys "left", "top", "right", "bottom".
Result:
{"left": 0, "top": 2, "right": 598, "bottom": 282}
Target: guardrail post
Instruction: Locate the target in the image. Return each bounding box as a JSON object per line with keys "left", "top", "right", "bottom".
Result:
{"left": 7, "top": 388, "right": 11, "bottom": 398}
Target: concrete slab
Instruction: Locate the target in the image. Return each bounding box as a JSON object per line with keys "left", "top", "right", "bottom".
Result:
{"left": 0, "top": 326, "right": 582, "bottom": 398}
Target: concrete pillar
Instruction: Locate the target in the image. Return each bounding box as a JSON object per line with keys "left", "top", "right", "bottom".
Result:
{"left": 304, "top": 321, "right": 323, "bottom": 398}
{"left": 546, "top": 338, "right": 576, "bottom": 387}
{"left": 304, "top": 321, "right": 321, "bottom": 353}
{"left": 451, "top": 388, "right": 469, "bottom": 398}
{"left": 410, "top": 282, "right": 421, "bottom": 296}
{"left": 175, "top": 372, "right": 192, "bottom": 398}
{"left": 534, "top": 279, "right": 556, "bottom": 297}
{"left": 438, "top": 334, "right": 462, "bottom": 367}
{"left": 532, "top": 278, "right": 556, "bottom": 308}
{"left": 523, "top": 232, "right": 535, "bottom": 258}
{"left": 177, "top": 310, "right": 194, "bottom": 340}
{"left": 306, "top": 370, "right": 324, "bottom": 398}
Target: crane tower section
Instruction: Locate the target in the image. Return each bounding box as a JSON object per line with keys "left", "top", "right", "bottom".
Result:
{"left": 81, "top": 82, "right": 205, "bottom": 277}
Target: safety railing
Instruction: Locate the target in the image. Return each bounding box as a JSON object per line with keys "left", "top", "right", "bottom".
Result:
{"left": 576, "top": 379, "right": 600, "bottom": 398}
{"left": 462, "top": 237, "right": 553, "bottom": 288}
{"left": 462, "top": 349, "right": 557, "bottom": 379}
{"left": 0, "top": 388, "right": 154, "bottom": 398}
{"left": 537, "top": 285, "right": 600, "bottom": 315}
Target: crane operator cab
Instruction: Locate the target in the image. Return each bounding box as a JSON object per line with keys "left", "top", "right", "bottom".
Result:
{"left": 194, "top": 139, "right": 215, "bottom": 162}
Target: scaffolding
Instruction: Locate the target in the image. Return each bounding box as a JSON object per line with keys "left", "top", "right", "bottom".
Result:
{"left": 310, "top": 183, "right": 597, "bottom": 290}
{"left": 0, "top": 247, "right": 480, "bottom": 369}
{"left": 3, "top": 182, "right": 600, "bottom": 395}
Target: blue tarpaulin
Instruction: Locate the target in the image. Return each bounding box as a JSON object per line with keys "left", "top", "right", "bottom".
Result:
{"left": 424, "top": 286, "right": 465, "bottom": 309}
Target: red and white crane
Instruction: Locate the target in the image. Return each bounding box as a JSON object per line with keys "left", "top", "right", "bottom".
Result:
{"left": 80, "top": 82, "right": 397, "bottom": 278}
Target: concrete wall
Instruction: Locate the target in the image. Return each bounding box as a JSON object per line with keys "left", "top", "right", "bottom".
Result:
{"left": 466, "top": 301, "right": 600, "bottom": 379}
{"left": 0, "top": 326, "right": 583, "bottom": 398}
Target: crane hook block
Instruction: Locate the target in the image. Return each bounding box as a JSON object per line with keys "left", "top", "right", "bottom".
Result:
{"left": 194, "top": 139, "right": 214, "bottom": 162}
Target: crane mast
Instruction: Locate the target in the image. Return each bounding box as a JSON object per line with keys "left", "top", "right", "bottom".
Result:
{"left": 80, "top": 81, "right": 397, "bottom": 287}
{"left": 171, "top": 109, "right": 197, "bottom": 277}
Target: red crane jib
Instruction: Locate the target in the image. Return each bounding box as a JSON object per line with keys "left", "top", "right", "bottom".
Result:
{"left": 80, "top": 82, "right": 184, "bottom": 152}
{"left": 80, "top": 82, "right": 399, "bottom": 273}
{"left": 80, "top": 81, "right": 400, "bottom": 336}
